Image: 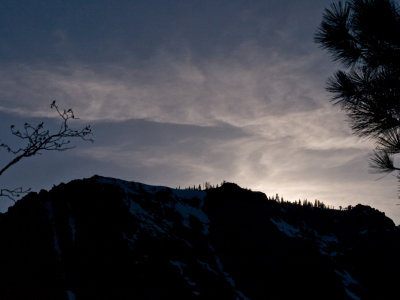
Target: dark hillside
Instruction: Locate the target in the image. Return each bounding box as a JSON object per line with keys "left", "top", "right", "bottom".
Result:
{"left": 0, "top": 176, "right": 398, "bottom": 299}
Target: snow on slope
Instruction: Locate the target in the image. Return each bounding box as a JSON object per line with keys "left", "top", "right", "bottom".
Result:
{"left": 97, "top": 176, "right": 209, "bottom": 235}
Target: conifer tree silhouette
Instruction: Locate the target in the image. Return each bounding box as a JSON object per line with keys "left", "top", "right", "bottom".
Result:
{"left": 315, "top": 0, "right": 400, "bottom": 177}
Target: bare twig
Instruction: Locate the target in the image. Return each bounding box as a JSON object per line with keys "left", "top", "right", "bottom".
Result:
{"left": 0, "top": 101, "right": 93, "bottom": 201}
{"left": 0, "top": 187, "right": 31, "bottom": 203}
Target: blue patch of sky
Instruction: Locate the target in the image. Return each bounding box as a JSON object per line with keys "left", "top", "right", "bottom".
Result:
{"left": 0, "top": 0, "right": 330, "bottom": 64}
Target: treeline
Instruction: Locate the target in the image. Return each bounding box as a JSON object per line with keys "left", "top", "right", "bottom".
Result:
{"left": 177, "top": 183, "right": 353, "bottom": 211}
{"left": 178, "top": 181, "right": 253, "bottom": 192}
{"left": 178, "top": 181, "right": 226, "bottom": 191}
{"left": 269, "top": 193, "right": 353, "bottom": 211}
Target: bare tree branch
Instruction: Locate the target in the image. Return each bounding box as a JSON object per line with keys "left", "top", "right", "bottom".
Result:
{"left": 0, "top": 101, "right": 93, "bottom": 201}
{"left": 0, "top": 187, "right": 31, "bottom": 203}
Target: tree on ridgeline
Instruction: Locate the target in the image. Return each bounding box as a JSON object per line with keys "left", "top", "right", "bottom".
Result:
{"left": 0, "top": 101, "right": 93, "bottom": 201}
{"left": 315, "top": 0, "right": 400, "bottom": 182}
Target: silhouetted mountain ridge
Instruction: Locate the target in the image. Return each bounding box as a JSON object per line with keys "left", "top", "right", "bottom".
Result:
{"left": 0, "top": 175, "right": 399, "bottom": 300}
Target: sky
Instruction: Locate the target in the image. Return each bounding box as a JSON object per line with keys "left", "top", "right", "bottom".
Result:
{"left": 1, "top": 0, "right": 399, "bottom": 224}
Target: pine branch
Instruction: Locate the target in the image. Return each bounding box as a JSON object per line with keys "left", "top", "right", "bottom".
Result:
{"left": 369, "top": 150, "right": 400, "bottom": 174}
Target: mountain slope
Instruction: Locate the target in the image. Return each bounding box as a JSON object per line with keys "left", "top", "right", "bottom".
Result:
{"left": 0, "top": 176, "right": 399, "bottom": 300}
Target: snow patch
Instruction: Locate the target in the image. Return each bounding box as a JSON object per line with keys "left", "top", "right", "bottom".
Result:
{"left": 97, "top": 176, "right": 169, "bottom": 196}
{"left": 344, "top": 288, "right": 361, "bottom": 300}
{"left": 236, "top": 290, "right": 252, "bottom": 300}
{"left": 97, "top": 176, "right": 210, "bottom": 234}
{"left": 335, "top": 270, "right": 360, "bottom": 300}
{"left": 43, "top": 201, "right": 62, "bottom": 260}
{"left": 270, "top": 218, "right": 301, "bottom": 238}
{"left": 315, "top": 232, "right": 338, "bottom": 255}
{"left": 320, "top": 234, "right": 338, "bottom": 243}
{"left": 163, "top": 219, "right": 174, "bottom": 228}
{"left": 65, "top": 201, "right": 76, "bottom": 243}
{"left": 97, "top": 176, "right": 139, "bottom": 195}
{"left": 271, "top": 219, "right": 339, "bottom": 256}
{"left": 68, "top": 215, "right": 76, "bottom": 243}
{"left": 141, "top": 183, "right": 169, "bottom": 195}
{"left": 127, "top": 199, "right": 168, "bottom": 236}
{"left": 209, "top": 243, "right": 251, "bottom": 300}
{"left": 170, "top": 260, "right": 198, "bottom": 288}
{"left": 170, "top": 189, "right": 209, "bottom": 234}
{"left": 175, "top": 201, "right": 210, "bottom": 234}
{"left": 170, "top": 260, "right": 186, "bottom": 275}
{"left": 197, "top": 260, "right": 219, "bottom": 275}
{"left": 66, "top": 290, "right": 76, "bottom": 300}
{"left": 335, "top": 270, "right": 359, "bottom": 287}
{"left": 185, "top": 277, "right": 197, "bottom": 287}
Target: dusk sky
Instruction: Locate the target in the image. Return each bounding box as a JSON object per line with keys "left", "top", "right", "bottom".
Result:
{"left": 1, "top": 0, "right": 399, "bottom": 224}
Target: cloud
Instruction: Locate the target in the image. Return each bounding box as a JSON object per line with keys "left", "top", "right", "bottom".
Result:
{"left": 1, "top": 37, "right": 398, "bottom": 223}
{"left": 0, "top": 42, "right": 329, "bottom": 125}
{"left": 0, "top": 41, "right": 370, "bottom": 162}
{"left": 0, "top": 41, "right": 372, "bottom": 174}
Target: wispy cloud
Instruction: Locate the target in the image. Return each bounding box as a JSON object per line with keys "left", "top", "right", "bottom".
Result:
{"left": 0, "top": 34, "right": 397, "bottom": 221}
{"left": 0, "top": 43, "right": 328, "bottom": 124}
